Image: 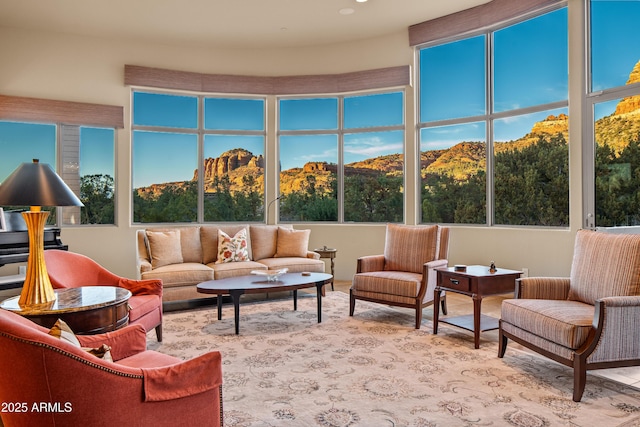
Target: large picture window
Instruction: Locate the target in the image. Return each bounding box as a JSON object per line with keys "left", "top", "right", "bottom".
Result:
{"left": 0, "top": 121, "right": 116, "bottom": 225}
{"left": 131, "top": 91, "right": 265, "bottom": 223}
{"left": 418, "top": 6, "right": 568, "bottom": 226}
{"left": 586, "top": 0, "right": 640, "bottom": 228}
{"left": 278, "top": 90, "right": 404, "bottom": 223}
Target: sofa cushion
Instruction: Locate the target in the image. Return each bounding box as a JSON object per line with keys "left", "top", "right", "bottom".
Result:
{"left": 179, "top": 227, "right": 203, "bottom": 263}
{"left": 568, "top": 230, "right": 640, "bottom": 305}
{"left": 141, "top": 263, "right": 214, "bottom": 288}
{"left": 383, "top": 224, "right": 437, "bottom": 274}
{"left": 275, "top": 227, "right": 310, "bottom": 258}
{"left": 210, "top": 260, "right": 266, "bottom": 280}
{"left": 258, "top": 257, "right": 325, "bottom": 273}
{"left": 250, "top": 225, "right": 280, "bottom": 260}
{"left": 201, "top": 225, "right": 252, "bottom": 264}
{"left": 147, "top": 230, "right": 184, "bottom": 269}
{"left": 216, "top": 228, "right": 250, "bottom": 264}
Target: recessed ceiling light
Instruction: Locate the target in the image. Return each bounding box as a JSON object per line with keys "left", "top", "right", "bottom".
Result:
{"left": 356, "top": 0, "right": 368, "bottom": 2}
{"left": 339, "top": 8, "right": 355, "bottom": 15}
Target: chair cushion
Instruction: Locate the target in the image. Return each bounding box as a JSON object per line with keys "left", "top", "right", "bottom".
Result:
{"left": 352, "top": 271, "right": 422, "bottom": 298}
{"left": 127, "top": 295, "right": 161, "bottom": 323}
{"left": 569, "top": 230, "right": 640, "bottom": 304}
{"left": 383, "top": 224, "right": 437, "bottom": 274}
{"left": 501, "top": 299, "right": 594, "bottom": 349}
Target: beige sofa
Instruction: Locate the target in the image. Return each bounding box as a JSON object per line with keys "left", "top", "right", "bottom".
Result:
{"left": 136, "top": 224, "right": 326, "bottom": 303}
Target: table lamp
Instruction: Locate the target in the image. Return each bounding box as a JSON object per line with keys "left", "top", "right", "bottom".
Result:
{"left": 0, "top": 159, "right": 83, "bottom": 307}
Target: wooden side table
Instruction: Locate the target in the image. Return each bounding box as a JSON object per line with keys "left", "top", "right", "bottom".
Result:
{"left": 314, "top": 247, "right": 337, "bottom": 290}
{"left": 0, "top": 286, "right": 131, "bottom": 334}
{"left": 434, "top": 265, "right": 521, "bottom": 349}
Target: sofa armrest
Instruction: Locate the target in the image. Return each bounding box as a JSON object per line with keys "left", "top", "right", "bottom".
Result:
{"left": 515, "top": 277, "right": 570, "bottom": 300}
{"left": 143, "top": 351, "right": 223, "bottom": 402}
{"left": 139, "top": 259, "right": 153, "bottom": 274}
{"left": 76, "top": 324, "right": 148, "bottom": 361}
{"left": 307, "top": 251, "right": 320, "bottom": 260}
{"left": 357, "top": 255, "right": 385, "bottom": 273}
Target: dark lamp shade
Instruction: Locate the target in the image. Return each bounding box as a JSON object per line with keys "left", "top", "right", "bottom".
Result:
{"left": 0, "top": 160, "right": 84, "bottom": 207}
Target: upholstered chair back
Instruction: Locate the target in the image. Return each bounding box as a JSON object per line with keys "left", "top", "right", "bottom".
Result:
{"left": 382, "top": 224, "right": 445, "bottom": 274}
{"left": 568, "top": 229, "right": 640, "bottom": 305}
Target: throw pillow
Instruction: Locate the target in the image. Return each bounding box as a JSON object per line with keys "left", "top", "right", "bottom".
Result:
{"left": 383, "top": 224, "right": 438, "bottom": 274}
{"left": 274, "top": 227, "right": 310, "bottom": 258}
{"left": 48, "top": 319, "right": 113, "bottom": 362}
{"left": 146, "top": 230, "right": 184, "bottom": 269}
{"left": 216, "top": 228, "right": 250, "bottom": 264}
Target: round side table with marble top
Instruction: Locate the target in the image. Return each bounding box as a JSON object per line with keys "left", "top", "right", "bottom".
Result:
{"left": 0, "top": 286, "right": 131, "bottom": 334}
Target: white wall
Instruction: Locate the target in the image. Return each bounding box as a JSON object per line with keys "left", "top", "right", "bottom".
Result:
{"left": 0, "top": 0, "right": 584, "bottom": 281}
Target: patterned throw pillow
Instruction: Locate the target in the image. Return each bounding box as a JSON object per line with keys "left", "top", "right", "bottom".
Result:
{"left": 48, "top": 319, "right": 113, "bottom": 362}
{"left": 216, "top": 228, "right": 250, "bottom": 263}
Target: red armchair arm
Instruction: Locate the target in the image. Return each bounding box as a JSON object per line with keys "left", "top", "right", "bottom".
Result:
{"left": 118, "top": 277, "right": 163, "bottom": 298}
{"left": 143, "top": 351, "right": 223, "bottom": 402}
{"left": 76, "top": 324, "right": 148, "bottom": 361}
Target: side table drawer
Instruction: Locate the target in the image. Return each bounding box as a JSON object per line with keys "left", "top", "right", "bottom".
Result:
{"left": 439, "top": 273, "right": 470, "bottom": 292}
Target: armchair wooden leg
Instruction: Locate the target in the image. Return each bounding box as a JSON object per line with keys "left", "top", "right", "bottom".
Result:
{"left": 573, "top": 357, "right": 587, "bottom": 402}
{"left": 349, "top": 289, "right": 355, "bottom": 316}
{"left": 415, "top": 303, "right": 422, "bottom": 329}
{"left": 498, "top": 327, "right": 507, "bottom": 358}
{"left": 155, "top": 324, "right": 163, "bottom": 342}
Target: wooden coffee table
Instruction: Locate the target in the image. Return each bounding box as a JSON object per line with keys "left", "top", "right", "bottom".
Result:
{"left": 197, "top": 272, "right": 333, "bottom": 334}
{"left": 0, "top": 286, "right": 131, "bottom": 334}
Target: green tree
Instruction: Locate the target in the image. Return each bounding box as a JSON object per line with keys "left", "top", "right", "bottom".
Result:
{"left": 80, "top": 174, "right": 114, "bottom": 224}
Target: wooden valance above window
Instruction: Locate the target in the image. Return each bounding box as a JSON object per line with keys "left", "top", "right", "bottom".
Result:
{"left": 0, "top": 95, "right": 124, "bottom": 128}
{"left": 408, "top": 0, "right": 563, "bottom": 46}
{"left": 124, "top": 64, "right": 411, "bottom": 95}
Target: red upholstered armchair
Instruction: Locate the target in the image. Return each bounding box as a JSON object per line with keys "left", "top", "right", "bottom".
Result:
{"left": 0, "top": 309, "right": 223, "bottom": 427}
{"left": 44, "top": 250, "right": 163, "bottom": 341}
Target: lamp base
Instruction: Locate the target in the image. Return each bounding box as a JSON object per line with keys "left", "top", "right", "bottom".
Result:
{"left": 18, "top": 210, "right": 56, "bottom": 307}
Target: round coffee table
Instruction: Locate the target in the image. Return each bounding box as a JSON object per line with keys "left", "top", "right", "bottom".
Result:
{"left": 0, "top": 286, "right": 131, "bottom": 334}
{"left": 197, "top": 272, "right": 332, "bottom": 334}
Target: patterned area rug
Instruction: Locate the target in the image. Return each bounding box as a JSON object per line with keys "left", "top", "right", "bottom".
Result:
{"left": 148, "top": 292, "right": 640, "bottom": 427}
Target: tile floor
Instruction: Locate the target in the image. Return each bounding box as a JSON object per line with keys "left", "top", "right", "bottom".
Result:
{"left": 328, "top": 279, "right": 640, "bottom": 391}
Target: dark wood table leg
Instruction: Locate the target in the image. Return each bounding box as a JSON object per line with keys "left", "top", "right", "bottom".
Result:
{"left": 473, "top": 293, "right": 481, "bottom": 349}
{"left": 433, "top": 286, "right": 441, "bottom": 334}
{"left": 293, "top": 289, "right": 298, "bottom": 311}
{"left": 229, "top": 289, "right": 245, "bottom": 335}
{"left": 315, "top": 282, "right": 323, "bottom": 323}
{"left": 217, "top": 295, "right": 223, "bottom": 320}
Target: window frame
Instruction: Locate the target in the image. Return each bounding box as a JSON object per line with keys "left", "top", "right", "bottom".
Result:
{"left": 583, "top": 0, "right": 640, "bottom": 230}
{"left": 276, "top": 88, "right": 406, "bottom": 224}
{"left": 415, "top": 2, "right": 569, "bottom": 227}
{"left": 130, "top": 88, "right": 267, "bottom": 224}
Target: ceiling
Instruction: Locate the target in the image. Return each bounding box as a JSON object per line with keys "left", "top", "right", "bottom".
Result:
{"left": 0, "top": 0, "right": 490, "bottom": 49}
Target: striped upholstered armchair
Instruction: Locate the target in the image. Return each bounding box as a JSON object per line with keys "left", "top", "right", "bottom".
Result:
{"left": 499, "top": 229, "right": 640, "bottom": 402}
{"left": 350, "top": 224, "right": 449, "bottom": 329}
